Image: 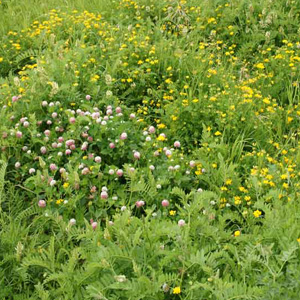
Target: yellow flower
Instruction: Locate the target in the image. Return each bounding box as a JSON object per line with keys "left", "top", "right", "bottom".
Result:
{"left": 195, "top": 170, "right": 202, "bottom": 175}
{"left": 157, "top": 135, "right": 166, "bottom": 141}
{"left": 169, "top": 210, "right": 176, "bottom": 216}
{"left": 157, "top": 123, "right": 166, "bottom": 129}
{"left": 63, "top": 182, "right": 69, "bottom": 188}
{"left": 256, "top": 63, "right": 265, "bottom": 69}
{"left": 56, "top": 199, "right": 64, "bottom": 205}
{"left": 225, "top": 179, "right": 232, "bottom": 185}
{"left": 0, "top": 57, "right": 3, "bottom": 63}
{"left": 214, "top": 131, "right": 222, "bottom": 136}
{"left": 297, "top": 238, "right": 300, "bottom": 243}
{"left": 208, "top": 68, "right": 217, "bottom": 75}
{"left": 253, "top": 210, "right": 262, "bottom": 218}
{"left": 234, "top": 196, "right": 241, "bottom": 205}
{"left": 239, "top": 186, "right": 247, "bottom": 192}
{"left": 263, "top": 98, "right": 270, "bottom": 104}
{"left": 234, "top": 230, "right": 241, "bottom": 237}
{"left": 173, "top": 286, "right": 181, "bottom": 294}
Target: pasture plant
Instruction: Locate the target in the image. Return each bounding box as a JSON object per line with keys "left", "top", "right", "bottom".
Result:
{"left": 1, "top": 0, "right": 300, "bottom": 299}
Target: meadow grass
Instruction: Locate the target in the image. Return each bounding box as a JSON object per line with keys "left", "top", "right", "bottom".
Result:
{"left": 1, "top": 0, "right": 300, "bottom": 299}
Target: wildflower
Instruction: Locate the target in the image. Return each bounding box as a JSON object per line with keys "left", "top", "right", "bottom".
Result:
{"left": 114, "top": 275, "right": 127, "bottom": 282}
{"left": 81, "top": 142, "right": 88, "bottom": 151}
{"left": 256, "top": 63, "right": 265, "bottom": 69}
{"left": 178, "top": 219, "right": 186, "bottom": 227}
{"left": 189, "top": 160, "right": 196, "bottom": 168}
{"left": 162, "top": 283, "right": 170, "bottom": 292}
{"left": 165, "top": 149, "right": 172, "bottom": 157}
{"left": 95, "top": 156, "right": 102, "bottom": 163}
{"left": 169, "top": 210, "right": 176, "bottom": 216}
{"left": 120, "top": 132, "right": 127, "bottom": 140}
{"left": 116, "top": 169, "right": 123, "bottom": 177}
{"left": 16, "top": 131, "right": 23, "bottom": 138}
{"left": 50, "top": 180, "right": 56, "bottom": 186}
{"left": 69, "top": 117, "right": 76, "bottom": 124}
{"left": 157, "top": 123, "right": 166, "bottom": 129}
{"left": 133, "top": 151, "right": 141, "bottom": 159}
{"left": 234, "top": 196, "right": 241, "bottom": 205}
{"left": 50, "top": 163, "right": 57, "bottom": 171}
{"left": 29, "top": 168, "right": 36, "bottom": 174}
{"left": 253, "top": 210, "right": 262, "bottom": 218}
{"left": 101, "top": 191, "right": 108, "bottom": 199}
{"left": 173, "top": 286, "right": 181, "bottom": 294}
{"left": 69, "top": 218, "right": 76, "bottom": 225}
{"left": 225, "top": 179, "right": 232, "bottom": 185}
{"left": 148, "top": 126, "right": 155, "bottom": 134}
{"left": 81, "top": 168, "right": 89, "bottom": 175}
{"left": 157, "top": 134, "right": 166, "bottom": 141}
{"left": 38, "top": 200, "right": 46, "bottom": 208}
{"left": 174, "top": 141, "right": 181, "bottom": 148}
{"left": 56, "top": 199, "right": 63, "bottom": 205}
{"left": 161, "top": 199, "right": 169, "bottom": 207}
{"left": 234, "top": 230, "right": 241, "bottom": 237}
{"left": 12, "top": 96, "right": 19, "bottom": 103}
{"left": 91, "top": 222, "right": 98, "bottom": 230}
{"left": 136, "top": 200, "right": 145, "bottom": 208}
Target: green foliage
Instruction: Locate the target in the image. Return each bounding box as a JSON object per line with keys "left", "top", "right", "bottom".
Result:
{"left": 1, "top": 0, "right": 300, "bottom": 299}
